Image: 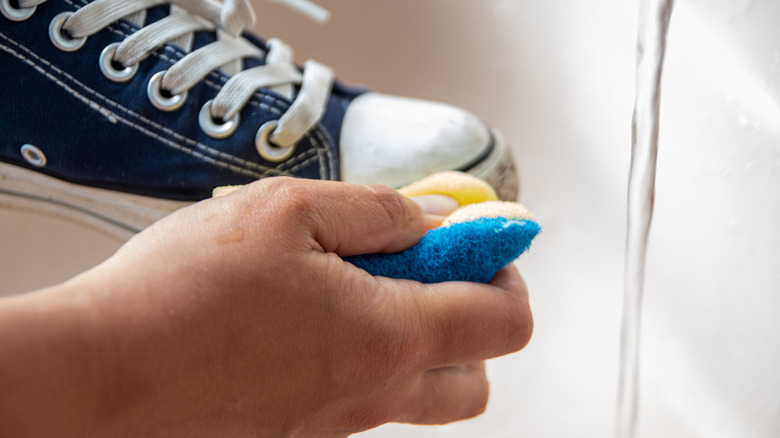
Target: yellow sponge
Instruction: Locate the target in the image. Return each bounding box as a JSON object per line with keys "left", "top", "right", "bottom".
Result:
{"left": 397, "top": 171, "right": 498, "bottom": 207}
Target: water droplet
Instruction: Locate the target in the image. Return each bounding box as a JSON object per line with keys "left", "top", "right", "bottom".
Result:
{"left": 738, "top": 114, "right": 750, "bottom": 127}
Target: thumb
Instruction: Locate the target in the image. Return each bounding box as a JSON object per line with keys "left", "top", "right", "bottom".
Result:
{"left": 244, "top": 178, "right": 453, "bottom": 256}
{"left": 311, "top": 183, "right": 452, "bottom": 256}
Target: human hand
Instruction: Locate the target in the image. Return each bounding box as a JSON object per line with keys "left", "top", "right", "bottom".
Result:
{"left": 0, "top": 177, "right": 533, "bottom": 437}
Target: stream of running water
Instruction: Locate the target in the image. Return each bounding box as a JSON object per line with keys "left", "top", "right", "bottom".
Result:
{"left": 616, "top": 0, "right": 675, "bottom": 437}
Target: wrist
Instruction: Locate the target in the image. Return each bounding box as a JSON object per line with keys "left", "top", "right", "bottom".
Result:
{"left": 0, "top": 270, "right": 115, "bottom": 436}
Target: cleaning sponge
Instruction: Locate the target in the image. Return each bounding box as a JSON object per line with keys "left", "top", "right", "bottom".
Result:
{"left": 397, "top": 170, "right": 499, "bottom": 205}
{"left": 346, "top": 172, "right": 540, "bottom": 283}
{"left": 344, "top": 171, "right": 540, "bottom": 283}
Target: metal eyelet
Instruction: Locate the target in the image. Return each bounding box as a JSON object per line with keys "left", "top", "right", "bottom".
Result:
{"left": 49, "top": 11, "right": 86, "bottom": 52}
{"left": 20, "top": 144, "right": 47, "bottom": 167}
{"left": 199, "top": 101, "right": 240, "bottom": 139}
{"left": 1, "top": 0, "right": 36, "bottom": 21}
{"left": 99, "top": 43, "right": 138, "bottom": 83}
{"left": 256, "top": 121, "right": 295, "bottom": 162}
{"left": 147, "top": 71, "right": 187, "bottom": 112}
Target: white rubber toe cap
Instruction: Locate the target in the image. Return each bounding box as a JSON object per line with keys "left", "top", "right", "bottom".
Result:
{"left": 339, "top": 92, "right": 491, "bottom": 188}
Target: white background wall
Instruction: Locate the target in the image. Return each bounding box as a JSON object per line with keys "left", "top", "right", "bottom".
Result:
{"left": 2, "top": 0, "right": 779, "bottom": 436}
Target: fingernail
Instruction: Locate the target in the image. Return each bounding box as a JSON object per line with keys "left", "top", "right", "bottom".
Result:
{"left": 410, "top": 195, "right": 460, "bottom": 216}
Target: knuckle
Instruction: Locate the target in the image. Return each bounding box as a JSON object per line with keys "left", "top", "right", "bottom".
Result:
{"left": 238, "top": 177, "right": 322, "bottom": 244}
{"left": 281, "top": 184, "right": 317, "bottom": 214}
{"left": 246, "top": 175, "right": 294, "bottom": 196}
{"left": 254, "top": 178, "right": 319, "bottom": 221}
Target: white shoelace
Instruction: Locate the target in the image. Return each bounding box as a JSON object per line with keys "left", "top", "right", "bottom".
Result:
{"left": 19, "top": 0, "right": 334, "bottom": 149}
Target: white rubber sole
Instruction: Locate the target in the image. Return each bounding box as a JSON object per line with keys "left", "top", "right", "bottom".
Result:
{"left": 465, "top": 130, "right": 520, "bottom": 201}
{"left": 0, "top": 162, "right": 191, "bottom": 240}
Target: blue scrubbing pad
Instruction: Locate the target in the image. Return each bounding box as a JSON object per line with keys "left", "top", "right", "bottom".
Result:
{"left": 345, "top": 217, "right": 540, "bottom": 284}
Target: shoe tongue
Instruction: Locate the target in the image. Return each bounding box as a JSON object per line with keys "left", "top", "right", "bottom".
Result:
{"left": 135, "top": 5, "right": 243, "bottom": 75}
{"left": 124, "top": 10, "right": 146, "bottom": 27}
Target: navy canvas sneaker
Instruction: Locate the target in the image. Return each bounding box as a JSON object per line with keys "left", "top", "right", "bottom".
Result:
{"left": 0, "top": 0, "right": 518, "bottom": 238}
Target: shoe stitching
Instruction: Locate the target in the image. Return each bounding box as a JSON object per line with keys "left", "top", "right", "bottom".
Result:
{"left": 287, "top": 150, "right": 323, "bottom": 179}
{"left": 0, "top": 30, "right": 329, "bottom": 179}
{"left": 0, "top": 30, "right": 277, "bottom": 177}
{"left": 63, "top": 0, "right": 335, "bottom": 178}
{"left": 317, "top": 147, "right": 327, "bottom": 181}
{"left": 0, "top": 38, "right": 280, "bottom": 181}
{"left": 310, "top": 124, "right": 337, "bottom": 180}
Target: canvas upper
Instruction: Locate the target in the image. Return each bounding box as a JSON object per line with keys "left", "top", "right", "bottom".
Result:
{"left": 0, "top": 0, "right": 512, "bottom": 203}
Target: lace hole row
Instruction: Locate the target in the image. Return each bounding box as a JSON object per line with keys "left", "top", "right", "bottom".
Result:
{"left": 38, "top": 9, "right": 298, "bottom": 160}
{"left": 147, "top": 75, "right": 295, "bottom": 161}
{"left": 0, "top": 0, "right": 35, "bottom": 21}
{"left": 199, "top": 102, "right": 295, "bottom": 163}
{"left": 43, "top": 13, "right": 182, "bottom": 116}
